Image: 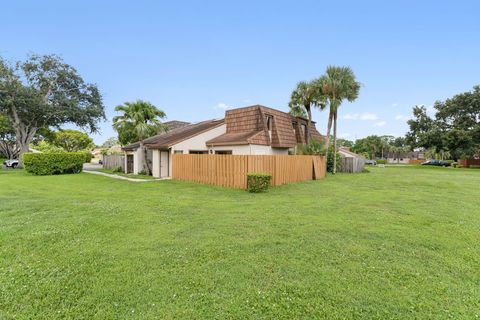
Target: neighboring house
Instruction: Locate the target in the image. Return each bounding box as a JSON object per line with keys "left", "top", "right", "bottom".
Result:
{"left": 339, "top": 147, "right": 364, "bottom": 159}
{"left": 123, "top": 105, "right": 323, "bottom": 178}
{"left": 338, "top": 147, "right": 366, "bottom": 173}
{"left": 384, "top": 151, "right": 425, "bottom": 164}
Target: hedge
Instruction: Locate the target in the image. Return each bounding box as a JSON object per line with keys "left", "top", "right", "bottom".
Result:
{"left": 246, "top": 173, "right": 272, "bottom": 193}
{"left": 23, "top": 152, "right": 85, "bottom": 175}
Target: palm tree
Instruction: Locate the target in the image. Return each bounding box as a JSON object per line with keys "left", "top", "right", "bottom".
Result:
{"left": 288, "top": 81, "right": 325, "bottom": 143}
{"left": 113, "top": 100, "right": 166, "bottom": 175}
{"left": 316, "top": 66, "right": 360, "bottom": 174}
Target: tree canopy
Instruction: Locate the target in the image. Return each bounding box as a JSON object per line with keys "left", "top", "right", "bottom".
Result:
{"left": 406, "top": 86, "right": 480, "bottom": 159}
{"left": 53, "top": 129, "right": 94, "bottom": 152}
{"left": 113, "top": 100, "right": 167, "bottom": 146}
{"left": 0, "top": 54, "right": 105, "bottom": 161}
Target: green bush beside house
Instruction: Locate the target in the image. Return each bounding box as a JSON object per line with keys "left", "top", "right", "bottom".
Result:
{"left": 23, "top": 153, "right": 85, "bottom": 175}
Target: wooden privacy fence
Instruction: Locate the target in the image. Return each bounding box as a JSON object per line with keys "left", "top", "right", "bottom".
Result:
{"left": 340, "top": 157, "right": 365, "bottom": 173}
{"left": 172, "top": 154, "right": 326, "bottom": 189}
{"left": 102, "top": 154, "right": 125, "bottom": 171}
{"left": 458, "top": 159, "right": 480, "bottom": 168}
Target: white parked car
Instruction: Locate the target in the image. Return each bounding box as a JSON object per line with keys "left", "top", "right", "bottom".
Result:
{"left": 3, "top": 159, "right": 19, "bottom": 168}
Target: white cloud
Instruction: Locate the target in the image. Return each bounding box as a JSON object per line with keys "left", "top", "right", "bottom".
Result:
{"left": 373, "top": 121, "right": 387, "bottom": 127}
{"left": 360, "top": 113, "right": 379, "bottom": 120}
{"left": 392, "top": 103, "right": 399, "bottom": 107}
{"left": 242, "top": 99, "right": 251, "bottom": 104}
{"left": 214, "top": 102, "right": 234, "bottom": 110}
{"left": 395, "top": 114, "right": 411, "bottom": 121}
{"left": 343, "top": 112, "right": 379, "bottom": 121}
{"left": 339, "top": 133, "right": 351, "bottom": 139}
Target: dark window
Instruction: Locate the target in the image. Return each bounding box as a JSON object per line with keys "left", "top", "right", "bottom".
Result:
{"left": 215, "top": 150, "right": 232, "bottom": 155}
{"left": 189, "top": 150, "right": 208, "bottom": 154}
{"left": 266, "top": 115, "right": 273, "bottom": 131}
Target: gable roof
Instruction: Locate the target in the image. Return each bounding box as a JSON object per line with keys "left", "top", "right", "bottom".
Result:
{"left": 207, "top": 104, "right": 323, "bottom": 148}
{"left": 339, "top": 147, "right": 365, "bottom": 159}
{"left": 122, "top": 120, "right": 192, "bottom": 151}
{"left": 145, "top": 119, "right": 224, "bottom": 150}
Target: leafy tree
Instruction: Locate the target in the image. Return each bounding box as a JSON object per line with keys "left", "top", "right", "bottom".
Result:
{"left": 53, "top": 129, "right": 94, "bottom": 152}
{"left": 289, "top": 81, "right": 325, "bottom": 142}
{"left": 113, "top": 100, "right": 166, "bottom": 174}
{"left": 101, "top": 137, "right": 119, "bottom": 149}
{"left": 0, "top": 113, "right": 18, "bottom": 159}
{"left": 34, "top": 140, "right": 66, "bottom": 153}
{"left": 0, "top": 54, "right": 105, "bottom": 165}
{"left": 316, "top": 66, "right": 361, "bottom": 174}
{"left": 288, "top": 104, "right": 308, "bottom": 118}
{"left": 406, "top": 106, "right": 444, "bottom": 152}
{"left": 435, "top": 86, "right": 480, "bottom": 158}
{"left": 337, "top": 138, "right": 354, "bottom": 148}
{"left": 407, "top": 86, "right": 480, "bottom": 160}
{"left": 296, "top": 139, "right": 326, "bottom": 155}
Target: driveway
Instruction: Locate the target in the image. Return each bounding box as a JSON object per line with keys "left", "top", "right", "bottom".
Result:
{"left": 83, "top": 163, "right": 103, "bottom": 171}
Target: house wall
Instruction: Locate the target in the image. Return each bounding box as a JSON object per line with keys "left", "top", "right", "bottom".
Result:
{"left": 387, "top": 157, "right": 410, "bottom": 164}
{"left": 209, "top": 144, "right": 288, "bottom": 155}
{"left": 170, "top": 124, "right": 227, "bottom": 154}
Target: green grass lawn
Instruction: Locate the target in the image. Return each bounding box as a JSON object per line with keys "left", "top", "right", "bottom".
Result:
{"left": 91, "top": 168, "right": 157, "bottom": 180}
{"left": 1, "top": 167, "right": 479, "bottom": 319}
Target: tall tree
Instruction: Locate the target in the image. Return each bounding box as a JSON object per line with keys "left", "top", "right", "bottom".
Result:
{"left": 288, "top": 81, "right": 325, "bottom": 142}
{"left": 53, "top": 129, "right": 95, "bottom": 152}
{"left": 0, "top": 54, "right": 105, "bottom": 165}
{"left": 317, "top": 66, "right": 360, "bottom": 174}
{"left": 0, "top": 113, "right": 18, "bottom": 159}
{"left": 113, "top": 100, "right": 166, "bottom": 174}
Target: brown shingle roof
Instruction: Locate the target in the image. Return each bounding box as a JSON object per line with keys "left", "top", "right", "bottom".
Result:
{"left": 206, "top": 131, "right": 264, "bottom": 146}
{"left": 207, "top": 105, "right": 323, "bottom": 148}
{"left": 145, "top": 119, "right": 224, "bottom": 150}
{"left": 122, "top": 120, "right": 191, "bottom": 151}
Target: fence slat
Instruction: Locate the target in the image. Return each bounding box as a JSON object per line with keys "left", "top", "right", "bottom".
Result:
{"left": 103, "top": 155, "right": 125, "bottom": 171}
{"left": 172, "top": 154, "right": 326, "bottom": 189}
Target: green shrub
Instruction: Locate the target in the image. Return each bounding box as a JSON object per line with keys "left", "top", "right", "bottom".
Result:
{"left": 113, "top": 166, "right": 123, "bottom": 173}
{"left": 247, "top": 173, "right": 272, "bottom": 193}
{"left": 23, "top": 152, "right": 85, "bottom": 175}
{"left": 79, "top": 151, "right": 93, "bottom": 163}
{"left": 377, "top": 159, "right": 386, "bottom": 165}
{"left": 327, "top": 147, "right": 342, "bottom": 173}
{"left": 452, "top": 162, "right": 458, "bottom": 168}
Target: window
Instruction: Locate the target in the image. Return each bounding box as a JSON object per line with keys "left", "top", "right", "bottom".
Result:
{"left": 215, "top": 150, "right": 232, "bottom": 155}
{"left": 265, "top": 115, "right": 273, "bottom": 131}
{"left": 189, "top": 150, "right": 208, "bottom": 154}
{"left": 174, "top": 150, "right": 183, "bottom": 154}
{"left": 301, "top": 124, "right": 307, "bottom": 138}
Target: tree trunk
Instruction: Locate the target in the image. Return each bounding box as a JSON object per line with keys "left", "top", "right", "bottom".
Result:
{"left": 305, "top": 104, "right": 311, "bottom": 144}
{"left": 332, "top": 110, "right": 338, "bottom": 174}
{"left": 324, "top": 110, "right": 334, "bottom": 163}
{"left": 139, "top": 141, "right": 151, "bottom": 175}
{"left": 15, "top": 127, "right": 37, "bottom": 168}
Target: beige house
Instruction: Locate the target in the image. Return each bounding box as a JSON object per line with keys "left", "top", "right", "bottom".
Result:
{"left": 122, "top": 105, "right": 323, "bottom": 178}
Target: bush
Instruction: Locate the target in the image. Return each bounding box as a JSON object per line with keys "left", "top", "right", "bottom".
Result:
{"left": 327, "top": 147, "right": 342, "bottom": 173}
{"left": 377, "top": 159, "right": 386, "bottom": 165}
{"left": 247, "top": 173, "right": 272, "bottom": 193}
{"left": 23, "top": 152, "right": 85, "bottom": 175}
{"left": 452, "top": 162, "right": 458, "bottom": 168}
{"left": 113, "top": 166, "right": 123, "bottom": 173}
{"left": 79, "top": 151, "right": 93, "bottom": 163}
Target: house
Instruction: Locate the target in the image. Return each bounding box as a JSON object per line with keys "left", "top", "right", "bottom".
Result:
{"left": 122, "top": 105, "right": 323, "bottom": 178}
{"left": 384, "top": 151, "right": 425, "bottom": 164}
{"left": 338, "top": 147, "right": 366, "bottom": 173}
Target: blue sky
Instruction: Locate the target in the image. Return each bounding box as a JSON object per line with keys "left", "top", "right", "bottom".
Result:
{"left": 2, "top": 0, "right": 479, "bottom": 144}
